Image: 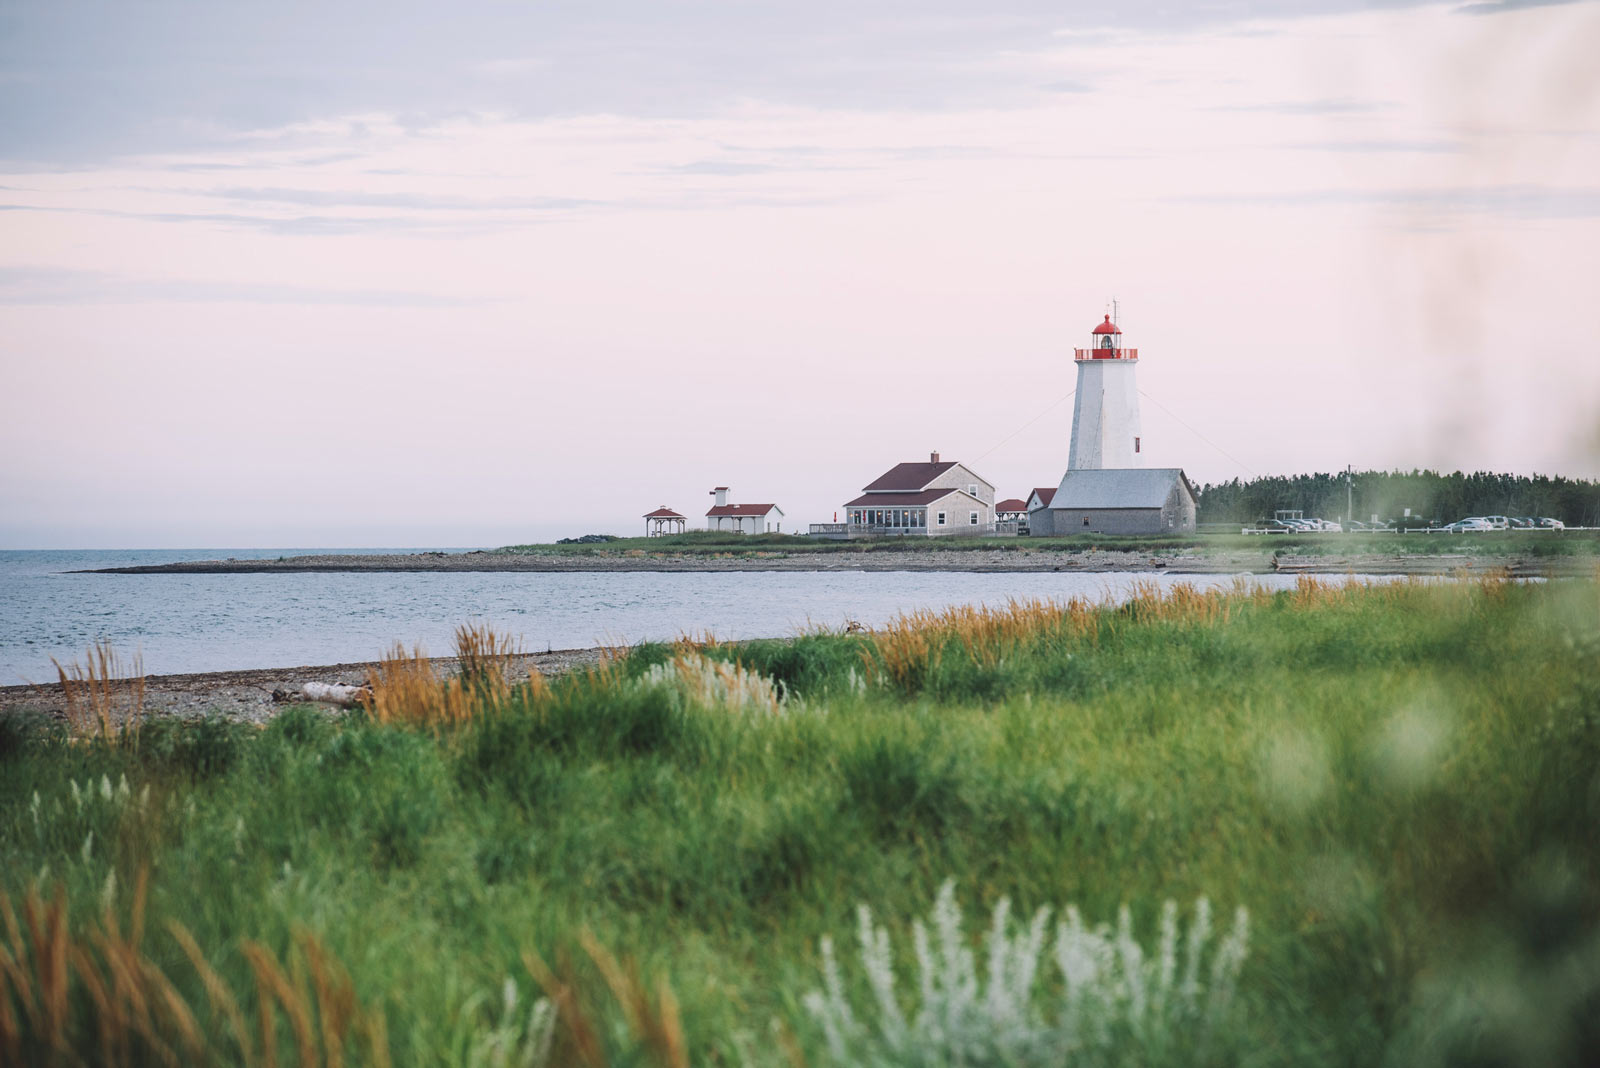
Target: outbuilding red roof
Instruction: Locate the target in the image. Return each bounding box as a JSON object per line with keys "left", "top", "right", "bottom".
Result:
{"left": 643, "top": 507, "right": 685, "bottom": 519}
{"left": 844, "top": 488, "right": 972, "bottom": 508}
{"left": 1029, "top": 487, "right": 1057, "bottom": 507}
{"left": 706, "top": 503, "right": 780, "bottom": 517}
{"left": 862, "top": 461, "right": 958, "bottom": 492}
{"left": 995, "top": 498, "right": 1028, "bottom": 513}
{"left": 1091, "top": 314, "right": 1122, "bottom": 335}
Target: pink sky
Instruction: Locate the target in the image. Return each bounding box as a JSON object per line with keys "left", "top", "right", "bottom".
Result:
{"left": 2, "top": 1, "right": 1597, "bottom": 546}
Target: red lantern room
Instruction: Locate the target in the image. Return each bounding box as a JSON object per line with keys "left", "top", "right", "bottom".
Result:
{"left": 1075, "top": 314, "right": 1138, "bottom": 361}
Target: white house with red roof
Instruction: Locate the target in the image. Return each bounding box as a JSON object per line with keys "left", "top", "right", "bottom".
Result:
{"left": 705, "top": 487, "right": 784, "bottom": 534}
{"left": 843, "top": 452, "right": 995, "bottom": 536}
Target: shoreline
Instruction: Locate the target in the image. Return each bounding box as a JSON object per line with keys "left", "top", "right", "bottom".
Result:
{"left": 0, "top": 646, "right": 609, "bottom": 725}
{"left": 71, "top": 547, "right": 1594, "bottom": 577}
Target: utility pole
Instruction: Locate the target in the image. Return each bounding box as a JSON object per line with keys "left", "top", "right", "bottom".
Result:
{"left": 1346, "top": 464, "right": 1354, "bottom": 527}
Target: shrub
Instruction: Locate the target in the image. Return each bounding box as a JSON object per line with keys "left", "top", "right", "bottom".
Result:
{"left": 135, "top": 715, "right": 249, "bottom": 781}
{"left": 840, "top": 736, "right": 971, "bottom": 841}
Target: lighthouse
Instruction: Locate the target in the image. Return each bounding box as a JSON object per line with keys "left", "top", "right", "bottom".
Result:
{"left": 1030, "top": 306, "right": 1196, "bottom": 537}
{"left": 1067, "top": 312, "right": 1142, "bottom": 470}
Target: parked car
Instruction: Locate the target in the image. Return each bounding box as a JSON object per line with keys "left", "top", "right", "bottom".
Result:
{"left": 1535, "top": 517, "right": 1566, "bottom": 530}
{"left": 1481, "top": 515, "right": 1511, "bottom": 530}
{"left": 1443, "top": 518, "right": 1492, "bottom": 532}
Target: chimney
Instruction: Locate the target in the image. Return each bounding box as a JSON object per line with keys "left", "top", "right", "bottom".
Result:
{"left": 711, "top": 486, "right": 729, "bottom": 507}
{"left": 930, "top": 451, "right": 940, "bottom": 463}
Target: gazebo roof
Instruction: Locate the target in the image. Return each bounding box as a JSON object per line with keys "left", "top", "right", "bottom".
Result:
{"left": 643, "top": 506, "right": 685, "bottom": 519}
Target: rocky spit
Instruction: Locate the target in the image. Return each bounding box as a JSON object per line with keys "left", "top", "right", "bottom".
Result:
{"left": 72, "top": 546, "right": 1586, "bottom": 577}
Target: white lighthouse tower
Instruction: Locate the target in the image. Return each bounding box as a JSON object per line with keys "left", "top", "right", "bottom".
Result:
{"left": 1067, "top": 311, "right": 1143, "bottom": 470}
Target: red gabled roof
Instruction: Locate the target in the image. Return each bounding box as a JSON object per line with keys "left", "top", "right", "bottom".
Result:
{"left": 1091, "top": 314, "right": 1122, "bottom": 335}
{"left": 1028, "top": 487, "right": 1056, "bottom": 507}
{"left": 995, "top": 498, "right": 1027, "bottom": 513}
{"left": 844, "top": 488, "right": 969, "bottom": 507}
{"left": 706, "top": 503, "right": 780, "bottom": 517}
{"left": 862, "top": 461, "right": 958, "bottom": 492}
{"left": 643, "top": 507, "right": 685, "bottom": 519}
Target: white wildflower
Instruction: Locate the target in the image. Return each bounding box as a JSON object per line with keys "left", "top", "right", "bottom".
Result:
{"left": 641, "top": 653, "right": 786, "bottom": 716}
{"left": 100, "top": 868, "right": 117, "bottom": 913}
{"left": 807, "top": 883, "right": 1251, "bottom": 1066}
{"left": 1117, "top": 904, "right": 1146, "bottom": 1023}
{"left": 100, "top": 774, "right": 113, "bottom": 802}
{"left": 1180, "top": 896, "right": 1212, "bottom": 1009}
{"left": 80, "top": 830, "right": 93, "bottom": 863}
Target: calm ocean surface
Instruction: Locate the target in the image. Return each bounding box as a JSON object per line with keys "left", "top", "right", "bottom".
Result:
{"left": 2, "top": 548, "right": 1325, "bottom": 685}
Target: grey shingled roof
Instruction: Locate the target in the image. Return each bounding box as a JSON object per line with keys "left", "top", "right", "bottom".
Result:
{"left": 1051, "top": 468, "right": 1192, "bottom": 510}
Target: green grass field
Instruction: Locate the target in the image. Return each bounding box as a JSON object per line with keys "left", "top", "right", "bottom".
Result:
{"left": 3, "top": 578, "right": 1598, "bottom": 1065}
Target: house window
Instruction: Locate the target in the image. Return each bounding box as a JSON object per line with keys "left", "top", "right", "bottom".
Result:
{"left": 969, "top": 512, "right": 978, "bottom": 525}
{"left": 967, "top": 484, "right": 978, "bottom": 497}
{"left": 1083, "top": 517, "right": 1090, "bottom": 527}
{"left": 937, "top": 511, "right": 946, "bottom": 526}
{"left": 1135, "top": 437, "right": 1141, "bottom": 454}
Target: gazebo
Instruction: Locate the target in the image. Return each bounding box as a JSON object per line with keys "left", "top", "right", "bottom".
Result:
{"left": 643, "top": 506, "right": 687, "bottom": 537}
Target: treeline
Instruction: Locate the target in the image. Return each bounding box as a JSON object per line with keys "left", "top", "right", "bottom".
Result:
{"left": 1195, "top": 470, "right": 1600, "bottom": 526}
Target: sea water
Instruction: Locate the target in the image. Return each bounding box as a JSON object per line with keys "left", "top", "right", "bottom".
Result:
{"left": 3, "top": 548, "right": 1326, "bottom": 685}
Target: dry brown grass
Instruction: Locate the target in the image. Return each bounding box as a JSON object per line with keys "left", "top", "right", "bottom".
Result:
{"left": 672, "top": 630, "right": 726, "bottom": 656}
{"left": 51, "top": 640, "right": 145, "bottom": 739}
{"left": 454, "top": 622, "right": 522, "bottom": 679}
{"left": 0, "top": 876, "right": 390, "bottom": 1067}
{"left": 363, "top": 642, "right": 510, "bottom": 730}
{"left": 863, "top": 597, "right": 1101, "bottom": 687}
{"left": 365, "top": 624, "right": 561, "bottom": 727}
{"left": 523, "top": 931, "right": 689, "bottom": 1068}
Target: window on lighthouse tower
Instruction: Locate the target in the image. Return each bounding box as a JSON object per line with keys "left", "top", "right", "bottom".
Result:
{"left": 1100, "top": 335, "right": 1114, "bottom": 350}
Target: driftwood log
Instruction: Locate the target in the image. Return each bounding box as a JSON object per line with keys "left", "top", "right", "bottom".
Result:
{"left": 271, "top": 682, "right": 370, "bottom": 707}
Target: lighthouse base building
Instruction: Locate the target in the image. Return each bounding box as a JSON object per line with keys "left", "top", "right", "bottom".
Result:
{"left": 1029, "top": 468, "right": 1196, "bottom": 536}
{"left": 1030, "top": 311, "right": 1198, "bottom": 537}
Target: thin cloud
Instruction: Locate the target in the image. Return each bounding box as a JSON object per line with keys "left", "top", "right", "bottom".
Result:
{"left": 0, "top": 202, "right": 516, "bottom": 236}
{"left": 1284, "top": 139, "right": 1465, "bottom": 153}
{"left": 1175, "top": 184, "right": 1600, "bottom": 219}
{"left": 196, "top": 186, "right": 598, "bottom": 212}
{"left": 662, "top": 161, "right": 783, "bottom": 176}
{"left": 1455, "top": 0, "right": 1585, "bottom": 13}
{"left": 1210, "top": 97, "right": 1390, "bottom": 114}
{"left": 0, "top": 266, "right": 491, "bottom": 306}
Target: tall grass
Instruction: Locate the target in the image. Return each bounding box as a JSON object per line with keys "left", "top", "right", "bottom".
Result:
{"left": 4, "top": 577, "right": 1599, "bottom": 1064}
{"left": 0, "top": 873, "right": 395, "bottom": 1067}
{"left": 51, "top": 640, "right": 145, "bottom": 740}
